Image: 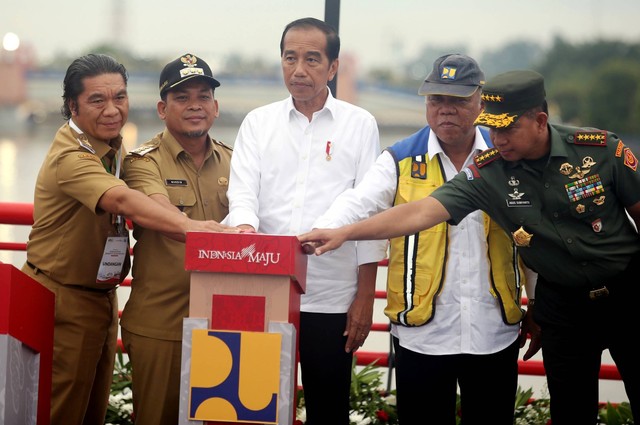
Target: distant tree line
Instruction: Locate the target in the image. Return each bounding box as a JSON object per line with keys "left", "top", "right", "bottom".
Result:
{"left": 370, "top": 36, "right": 640, "bottom": 137}
{"left": 44, "top": 36, "right": 640, "bottom": 137}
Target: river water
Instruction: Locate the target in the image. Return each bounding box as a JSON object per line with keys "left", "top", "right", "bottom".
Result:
{"left": 0, "top": 120, "right": 630, "bottom": 404}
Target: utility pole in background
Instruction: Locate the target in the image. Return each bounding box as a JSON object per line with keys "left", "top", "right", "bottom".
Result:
{"left": 324, "top": 0, "right": 340, "bottom": 97}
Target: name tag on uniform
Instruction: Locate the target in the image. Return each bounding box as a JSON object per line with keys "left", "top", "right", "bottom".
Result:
{"left": 506, "top": 199, "right": 532, "bottom": 207}
{"left": 165, "top": 179, "right": 188, "bottom": 186}
{"left": 96, "top": 236, "right": 128, "bottom": 284}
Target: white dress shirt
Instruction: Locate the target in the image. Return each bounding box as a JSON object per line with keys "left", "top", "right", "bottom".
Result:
{"left": 315, "top": 127, "right": 536, "bottom": 355}
{"left": 226, "top": 91, "right": 388, "bottom": 313}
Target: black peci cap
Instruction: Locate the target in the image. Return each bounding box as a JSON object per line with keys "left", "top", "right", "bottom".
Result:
{"left": 159, "top": 53, "right": 220, "bottom": 96}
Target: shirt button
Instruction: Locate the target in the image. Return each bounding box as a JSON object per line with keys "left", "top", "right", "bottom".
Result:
{"left": 544, "top": 183, "right": 550, "bottom": 188}
{"left": 553, "top": 212, "right": 559, "bottom": 218}
{"left": 566, "top": 238, "right": 573, "bottom": 244}
{"left": 581, "top": 261, "right": 588, "bottom": 266}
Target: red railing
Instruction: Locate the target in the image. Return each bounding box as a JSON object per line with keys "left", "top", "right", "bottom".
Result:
{"left": 0, "top": 201, "right": 622, "bottom": 382}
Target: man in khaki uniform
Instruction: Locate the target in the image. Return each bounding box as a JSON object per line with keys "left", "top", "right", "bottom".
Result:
{"left": 21, "top": 53, "right": 231, "bottom": 425}
{"left": 120, "top": 53, "right": 232, "bottom": 425}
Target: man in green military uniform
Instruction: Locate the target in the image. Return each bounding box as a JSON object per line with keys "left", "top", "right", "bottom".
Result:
{"left": 121, "top": 53, "right": 232, "bottom": 425}
{"left": 299, "top": 70, "right": 640, "bottom": 425}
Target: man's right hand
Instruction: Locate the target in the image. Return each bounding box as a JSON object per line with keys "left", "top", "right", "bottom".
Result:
{"left": 190, "top": 219, "right": 239, "bottom": 233}
{"left": 297, "top": 228, "right": 346, "bottom": 255}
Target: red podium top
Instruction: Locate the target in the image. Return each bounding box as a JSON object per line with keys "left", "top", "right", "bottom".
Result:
{"left": 185, "top": 232, "right": 307, "bottom": 293}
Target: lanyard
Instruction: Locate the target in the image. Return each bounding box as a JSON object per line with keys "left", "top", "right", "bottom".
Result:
{"left": 102, "top": 149, "right": 126, "bottom": 235}
{"left": 101, "top": 148, "right": 122, "bottom": 178}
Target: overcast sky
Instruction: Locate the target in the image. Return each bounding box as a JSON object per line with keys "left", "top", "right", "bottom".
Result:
{"left": 2, "top": 0, "right": 639, "bottom": 71}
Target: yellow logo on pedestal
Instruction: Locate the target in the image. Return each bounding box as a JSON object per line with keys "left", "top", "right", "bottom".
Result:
{"left": 189, "top": 329, "right": 282, "bottom": 423}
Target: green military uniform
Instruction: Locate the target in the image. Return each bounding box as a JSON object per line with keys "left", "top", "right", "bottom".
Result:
{"left": 433, "top": 125, "right": 640, "bottom": 286}
{"left": 431, "top": 70, "right": 640, "bottom": 424}
{"left": 21, "top": 121, "right": 128, "bottom": 425}
{"left": 121, "top": 130, "right": 231, "bottom": 424}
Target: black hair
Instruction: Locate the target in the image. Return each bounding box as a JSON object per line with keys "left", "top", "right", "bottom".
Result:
{"left": 61, "top": 53, "right": 128, "bottom": 119}
{"left": 523, "top": 101, "right": 549, "bottom": 120}
{"left": 279, "top": 17, "right": 340, "bottom": 62}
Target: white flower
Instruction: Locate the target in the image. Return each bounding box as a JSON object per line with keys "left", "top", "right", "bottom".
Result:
{"left": 349, "top": 411, "right": 372, "bottom": 425}
{"left": 296, "top": 407, "right": 307, "bottom": 423}
{"left": 383, "top": 393, "right": 396, "bottom": 406}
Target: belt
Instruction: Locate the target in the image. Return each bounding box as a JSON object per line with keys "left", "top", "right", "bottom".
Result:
{"left": 26, "top": 261, "right": 118, "bottom": 294}
{"left": 26, "top": 260, "right": 40, "bottom": 274}
{"left": 589, "top": 285, "right": 609, "bottom": 301}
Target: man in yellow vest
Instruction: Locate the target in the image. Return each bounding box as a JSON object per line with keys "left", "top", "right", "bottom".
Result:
{"left": 311, "top": 54, "right": 540, "bottom": 424}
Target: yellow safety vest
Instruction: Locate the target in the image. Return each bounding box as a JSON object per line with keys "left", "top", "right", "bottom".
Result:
{"left": 385, "top": 148, "right": 526, "bottom": 326}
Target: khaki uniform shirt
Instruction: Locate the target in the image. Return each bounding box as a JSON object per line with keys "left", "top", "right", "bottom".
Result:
{"left": 121, "top": 130, "right": 232, "bottom": 340}
{"left": 432, "top": 124, "right": 640, "bottom": 288}
{"left": 26, "top": 122, "right": 127, "bottom": 289}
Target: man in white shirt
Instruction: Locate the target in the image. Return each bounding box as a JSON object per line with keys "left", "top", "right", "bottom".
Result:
{"left": 225, "top": 17, "right": 387, "bottom": 425}
{"left": 311, "top": 54, "right": 540, "bottom": 424}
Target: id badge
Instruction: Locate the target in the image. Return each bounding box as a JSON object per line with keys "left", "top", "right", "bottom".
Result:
{"left": 96, "top": 236, "right": 128, "bottom": 283}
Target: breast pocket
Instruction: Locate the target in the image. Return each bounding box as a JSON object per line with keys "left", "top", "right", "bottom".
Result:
{"left": 567, "top": 197, "right": 605, "bottom": 220}
{"left": 499, "top": 193, "right": 543, "bottom": 228}
{"left": 216, "top": 188, "right": 229, "bottom": 209}
{"left": 396, "top": 176, "right": 439, "bottom": 204}
{"left": 166, "top": 186, "right": 197, "bottom": 213}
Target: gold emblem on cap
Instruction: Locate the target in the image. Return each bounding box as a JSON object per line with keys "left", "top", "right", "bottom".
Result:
{"left": 559, "top": 163, "right": 573, "bottom": 176}
{"left": 181, "top": 54, "right": 198, "bottom": 66}
{"left": 576, "top": 204, "right": 585, "bottom": 213}
{"left": 593, "top": 195, "right": 605, "bottom": 206}
{"left": 512, "top": 226, "right": 533, "bottom": 247}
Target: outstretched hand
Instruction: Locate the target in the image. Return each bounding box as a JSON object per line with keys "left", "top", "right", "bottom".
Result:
{"left": 297, "top": 228, "right": 347, "bottom": 255}
{"left": 191, "top": 219, "right": 240, "bottom": 234}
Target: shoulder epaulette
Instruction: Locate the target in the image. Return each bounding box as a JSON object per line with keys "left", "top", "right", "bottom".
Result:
{"left": 572, "top": 130, "right": 607, "bottom": 146}
{"left": 74, "top": 134, "right": 96, "bottom": 154}
{"left": 129, "top": 140, "right": 161, "bottom": 156}
{"left": 213, "top": 139, "right": 233, "bottom": 151}
{"left": 474, "top": 148, "right": 500, "bottom": 168}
